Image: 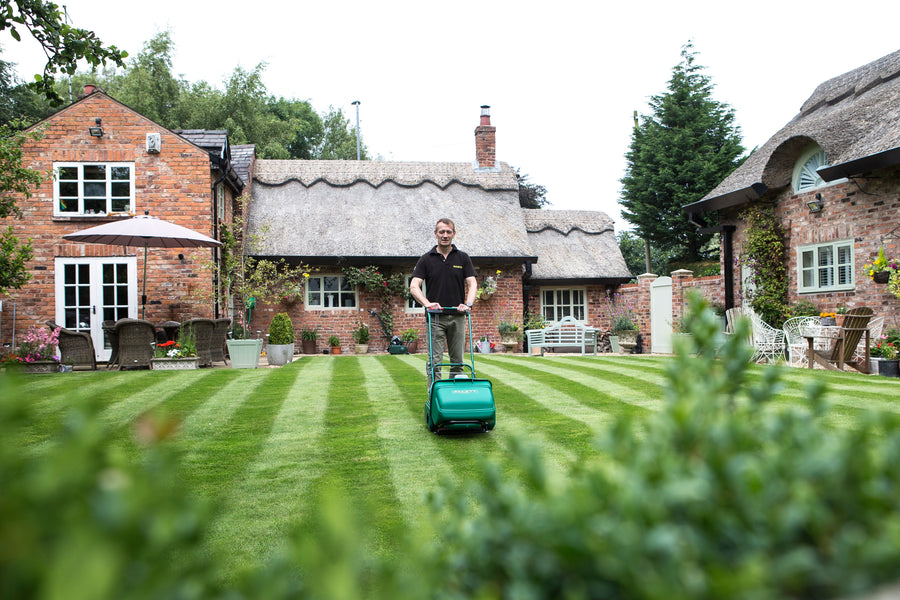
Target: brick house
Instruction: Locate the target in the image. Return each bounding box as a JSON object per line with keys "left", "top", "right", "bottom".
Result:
{"left": 0, "top": 86, "right": 244, "bottom": 360}
{"left": 246, "top": 107, "right": 632, "bottom": 352}
{"left": 685, "top": 49, "right": 900, "bottom": 329}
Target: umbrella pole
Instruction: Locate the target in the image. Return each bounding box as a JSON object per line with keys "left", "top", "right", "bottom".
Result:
{"left": 141, "top": 245, "right": 148, "bottom": 320}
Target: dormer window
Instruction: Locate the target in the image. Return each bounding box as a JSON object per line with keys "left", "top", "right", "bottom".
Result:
{"left": 792, "top": 144, "right": 827, "bottom": 192}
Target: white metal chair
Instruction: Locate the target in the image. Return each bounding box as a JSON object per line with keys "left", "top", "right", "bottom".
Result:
{"left": 782, "top": 316, "right": 820, "bottom": 367}
{"left": 854, "top": 315, "right": 883, "bottom": 364}
{"left": 750, "top": 313, "right": 785, "bottom": 364}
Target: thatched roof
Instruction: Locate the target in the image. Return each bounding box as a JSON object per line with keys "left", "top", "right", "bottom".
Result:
{"left": 523, "top": 210, "right": 632, "bottom": 282}
{"left": 690, "top": 48, "right": 900, "bottom": 213}
{"left": 248, "top": 159, "right": 535, "bottom": 261}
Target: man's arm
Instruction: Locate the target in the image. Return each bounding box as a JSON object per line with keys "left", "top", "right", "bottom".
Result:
{"left": 460, "top": 276, "right": 477, "bottom": 311}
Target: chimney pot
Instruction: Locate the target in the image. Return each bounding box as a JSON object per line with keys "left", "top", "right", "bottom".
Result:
{"left": 84, "top": 84, "right": 96, "bottom": 95}
{"left": 475, "top": 105, "right": 496, "bottom": 169}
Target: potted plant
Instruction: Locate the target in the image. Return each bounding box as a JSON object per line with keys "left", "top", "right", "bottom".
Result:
{"left": 8, "top": 325, "right": 60, "bottom": 373}
{"left": 400, "top": 328, "right": 419, "bottom": 354}
{"left": 835, "top": 306, "right": 847, "bottom": 327}
{"left": 353, "top": 321, "right": 370, "bottom": 354}
{"left": 151, "top": 329, "right": 199, "bottom": 370}
{"left": 524, "top": 309, "right": 548, "bottom": 355}
{"left": 870, "top": 337, "right": 899, "bottom": 377}
{"left": 300, "top": 326, "right": 318, "bottom": 354}
{"left": 605, "top": 293, "right": 639, "bottom": 353}
{"left": 266, "top": 312, "right": 295, "bottom": 366}
{"left": 475, "top": 271, "right": 500, "bottom": 302}
{"left": 863, "top": 246, "right": 898, "bottom": 284}
{"left": 497, "top": 317, "right": 521, "bottom": 353}
{"left": 819, "top": 311, "right": 837, "bottom": 326}
{"left": 328, "top": 335, "right": 341, "bottom": 355}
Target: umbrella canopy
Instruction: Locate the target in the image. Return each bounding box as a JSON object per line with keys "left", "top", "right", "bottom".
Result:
{"left": 63, "top": 213, "right": 222, "bottom": 318}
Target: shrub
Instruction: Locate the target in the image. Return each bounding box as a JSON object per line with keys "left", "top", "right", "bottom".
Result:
{"left": 267, "top": 312, "right": 294, "bottom": 345}
{"left": 400, "top": 328, "right": 419, "bottom": 343}
{"left": 352, "top": 323, "right": 370, "bottom": 344}
{"left": 300, "top": 326, "right": 318, "bottom": 341}
{"left": 328, "top": 335, "right": 340, "bottom": 347}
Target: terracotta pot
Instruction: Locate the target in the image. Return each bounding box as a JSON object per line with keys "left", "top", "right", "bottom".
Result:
{"left": 331, "top": 346, "right": 341, "bottom": 354}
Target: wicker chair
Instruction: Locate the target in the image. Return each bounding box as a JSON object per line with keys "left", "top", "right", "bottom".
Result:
{"left": 181, "top": 318, "right": 215, "bottom": 367}
{"left": 750, "top": 313, "right": 785, "bottom": 364}
{"left": 114, "top": 319, "right": 156, "bottom": 370}
{"left": 45, "top": 321, "right": 96, "bottom": 370}
{"left": 210, "top": 318, "right": 231, "bottom": 365}
{"left": 102, "top": 320, "right": 119, "bottom": 369}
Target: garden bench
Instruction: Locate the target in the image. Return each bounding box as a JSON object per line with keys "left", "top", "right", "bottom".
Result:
{"left": 526, "top": 316, "right": 597, "bottom": 356}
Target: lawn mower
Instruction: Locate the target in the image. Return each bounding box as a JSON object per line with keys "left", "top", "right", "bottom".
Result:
{"left": 424, "top": 307, "right": 495, "bottom": 433}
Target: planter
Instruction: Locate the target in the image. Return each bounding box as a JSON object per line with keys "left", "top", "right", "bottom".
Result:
{"left": 301, "top": 340, "right": 317, "bottom": 354}
{"left": 331, "top": 346, "right": 341, "bottom": 354}
{"left": 405, "top": 340, "right": 418, "bottom": 354}
{"left": 835, "top": 314, "right": 845, "bottom": 327}
{"left": 151, "top": 357, "right": 200, "bottom": 370}
{"left": 22, "top": 360, "right": 59, "bottom": 374}
{"left": 354, "top": 344, "right": 369, "bottom": 354}
{"left": 267, "top": 343, "right": 294, "bottom": 366}
{"left": 878, "top": 359, "right": 900, "bottom": 378}
{"left": 873, "top": 271, "right": 891, "bottom": 284}
{"left": 500, "top": 332, "right": 519, "bottom": 352}
{"left": 820, "top": 317, "right": 837, "bottom": 326}
{"left": 226, "top": 339, "right": 263, "bottom": 369}
{"left": 614, "top": 329, "right": 638, "bottom": 353}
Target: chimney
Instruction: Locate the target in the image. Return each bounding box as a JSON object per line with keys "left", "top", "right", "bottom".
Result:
{"left": 84, "top": 84, "right": 97, "bottom": 96}
{"left": 474, "top": 105, "right": 496, "bottom": 169}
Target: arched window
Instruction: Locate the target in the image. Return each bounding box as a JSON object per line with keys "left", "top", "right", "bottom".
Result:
{"left": 792, "top": 144, "right": 828, "bottom": 192}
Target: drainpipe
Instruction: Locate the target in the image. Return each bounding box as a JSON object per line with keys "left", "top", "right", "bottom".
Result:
{"left": 522, "top": 261, "right": 533, "bottom": 352}
{"left": 722, "top": 225, "right": 736, "bottom": 309}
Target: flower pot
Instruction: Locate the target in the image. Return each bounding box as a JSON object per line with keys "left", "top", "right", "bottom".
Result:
{"left": 500, "top": 332, "right": 519, "bottom": 352}
{"left": 878, "top": 359, "right": 900, "bottom": 378}
{"left": 151, "top": 357, "right": 200, "bottom": 370}
{"left": 266, "top": 343, "right": 294, "bottom": 366}
{"left": 354, "top": 344, "right": 368, "bottom": 354}
{"left": 874, "top": 271, "right": 891, "bottom": 284}
{"left": 835, "top": 314, "right": 845, "bottom": 327}
{"left": 331, "top": 346, "right": 341, "bottom": 354}
{"left": 22, "top": 360, "right": 59, "bottom": 374}
{"left": 614, "top": 329, "right": 638, "bottom": 352}
{"left": 820, "top": 317, "right": 836, "bottom": 326}
{"left": 405, "top": 340, "right": 418, "bottom": 354}
{"left": 226, "top": 339, "right": 263, "bottom": 369}
{"left": 301, "top": 340, "right": 317, "bottom": 354}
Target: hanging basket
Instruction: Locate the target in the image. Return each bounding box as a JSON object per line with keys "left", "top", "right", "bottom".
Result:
{"left": 873, "top": 271, "right": 891, "bottom": 284}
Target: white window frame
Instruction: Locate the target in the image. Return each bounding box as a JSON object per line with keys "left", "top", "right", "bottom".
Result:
{"left": 797, "top": 240, "right": 855, "bottom": 293}
{"left": 305, "top": 274, "right": 357, "bottom": 309}
{"left": 541, "top": 287, "right": 587, "bottom": 323}
{"left": 405, "top": 275, "right": 425, "bottom": 313}
{"left": 54, "top": 162, "right": 135, "bottom": 217}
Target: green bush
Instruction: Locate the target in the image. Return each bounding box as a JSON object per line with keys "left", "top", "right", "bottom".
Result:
{"left": 788, "top": 298, "right": 820, "bottom": 317}
{"left": 268, "top": 312, "right": 294, "bottom": 345}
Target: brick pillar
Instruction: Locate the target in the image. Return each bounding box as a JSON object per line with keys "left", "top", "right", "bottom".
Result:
{"left": 671, "top": 269, "right": 694, "bottom": 323}
{"left": 636, "top": 273, "right": 657, "bottom": 350}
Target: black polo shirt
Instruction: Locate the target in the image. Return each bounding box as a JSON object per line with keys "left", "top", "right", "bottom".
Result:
{"left": 412, "top": 244, "right": 476, "bottom": 307}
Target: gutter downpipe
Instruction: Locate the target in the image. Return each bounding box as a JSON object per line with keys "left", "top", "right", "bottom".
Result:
{"left": 688, "top": 212, "right": 736, "bottom": 311}
{"left": 211, "top": 172, "right": 227, "bottom": 319}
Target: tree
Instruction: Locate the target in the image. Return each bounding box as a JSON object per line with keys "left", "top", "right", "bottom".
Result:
{"left": 516, "top": 168, "right": 549, "bottom": 209}
{"left": 0, "top": 124, "right": 43, "bottom": 292}
{"left": 0, "top": 53, "right": 51, "bottom": 126}
{"left": 108, "top": 31, "right": 183, "bottom": 127}
{"left": 314, "top": 106, "right": 367, "bottom": 160}
{"left": 0, "top": 0, "right": 127, "bottom": 103}
{"left": 616, "top": 229, "right": 682, "bottom": 277}
{"left": 620, "top": 42, "right": 745, "bottom": 262}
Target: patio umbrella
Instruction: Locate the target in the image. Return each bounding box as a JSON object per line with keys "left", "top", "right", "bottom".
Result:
{"left": 63, "top": 212, "right": 222, "bottom": 319}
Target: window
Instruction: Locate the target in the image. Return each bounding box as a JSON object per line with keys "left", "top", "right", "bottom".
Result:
{"left": 54, "top": 162, "right": 134, "bottom": 216}
{"left": 306, "top": 275, "right": 357, "bottom": 309}
{"left": 541, "top": 288, "right": 586, "bottom": 322}
{"left": 798, "top": 240, "right": 854, "bottom": 293}
{"left": 792, "top": 144, "right": 827, "bottom": 192}
{"left": 406, "top": 275, "right": 425, "bottom": 312}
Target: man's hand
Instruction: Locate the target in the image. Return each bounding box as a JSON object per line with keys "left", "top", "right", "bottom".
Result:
{"left": 458, "top": 303, "right": 470, "bottom": 313}
{"left": 426, "top": 302, "right": 442, "bottom": 310}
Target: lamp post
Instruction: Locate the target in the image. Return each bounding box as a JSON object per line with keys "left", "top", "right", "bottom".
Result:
{"left": 351, "top": 100, "right": 361, "bottom": 160}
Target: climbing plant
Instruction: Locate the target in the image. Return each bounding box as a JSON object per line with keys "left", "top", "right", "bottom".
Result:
{"left": 740, "top": 204, "right": 788, "bottom": 326}
{"left": 342, "top": 265, "right": 410, "bottom": 337}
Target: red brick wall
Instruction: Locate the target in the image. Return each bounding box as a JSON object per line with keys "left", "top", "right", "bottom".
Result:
{"left": 0, "top": 92, "right": 217, "bottom": 346}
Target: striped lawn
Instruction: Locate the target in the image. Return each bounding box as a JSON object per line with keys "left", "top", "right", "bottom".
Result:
{"left": 15, "top": 353, "right": 900, "bottom": 580}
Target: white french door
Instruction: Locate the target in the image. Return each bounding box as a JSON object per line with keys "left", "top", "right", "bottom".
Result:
{"left": 54, "top": 257, "right": 137, "bottom": 361}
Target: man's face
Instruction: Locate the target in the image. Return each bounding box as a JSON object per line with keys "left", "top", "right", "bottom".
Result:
{"left": 435, "top": 223, "right": 455, "bottom": 248}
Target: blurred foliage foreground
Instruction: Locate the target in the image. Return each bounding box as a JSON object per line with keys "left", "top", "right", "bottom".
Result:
{"left": 3, "top": 293, "right": 900, "bottom": 600}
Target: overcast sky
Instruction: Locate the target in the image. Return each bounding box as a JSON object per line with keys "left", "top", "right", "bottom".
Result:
{"left": 4, "top": 0, "right": 899, "bottom": 231}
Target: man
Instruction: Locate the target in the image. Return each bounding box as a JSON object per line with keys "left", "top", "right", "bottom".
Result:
{"left": 410, "top": 218, "right": 477, "bottom": 389}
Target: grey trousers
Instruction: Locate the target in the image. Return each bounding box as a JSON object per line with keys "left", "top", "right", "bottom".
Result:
{"left": 427, "top": 313, "right": 465, "bottom": 390}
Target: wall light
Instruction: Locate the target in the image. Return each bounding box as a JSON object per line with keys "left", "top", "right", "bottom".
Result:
{"left": 807, "top": 192, "right": 824, "bottom": 213}
{"left": 88, "top": 117, "right": 103, "bottom": 137}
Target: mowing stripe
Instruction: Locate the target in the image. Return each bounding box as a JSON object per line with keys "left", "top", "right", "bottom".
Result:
{"left": 497, "top": 356, "right": 665, "bottom": 411}
{"left": 208, "top": 359, "right": 326, "bottom": 575}
{"left": 180, "top": 369, "right": 274, "bottom": 438}
{"left": 360, "top": 357, "right": 456, "bottom": 528}
{"left": 98, "top": 370, "right": 223, "bottom": 427}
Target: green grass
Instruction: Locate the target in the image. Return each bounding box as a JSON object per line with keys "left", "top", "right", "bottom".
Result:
{"left": 13, "top": 354, "right": 900, "bottom": 581}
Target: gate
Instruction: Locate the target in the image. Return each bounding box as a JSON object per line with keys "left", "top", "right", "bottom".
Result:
{"left": 650, "top": 276, "right": 673, "bottom": 354}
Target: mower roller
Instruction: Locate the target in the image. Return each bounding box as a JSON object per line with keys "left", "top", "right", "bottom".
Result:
{"left": 424, "top": 307, "right": 495, "bottom": 433}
